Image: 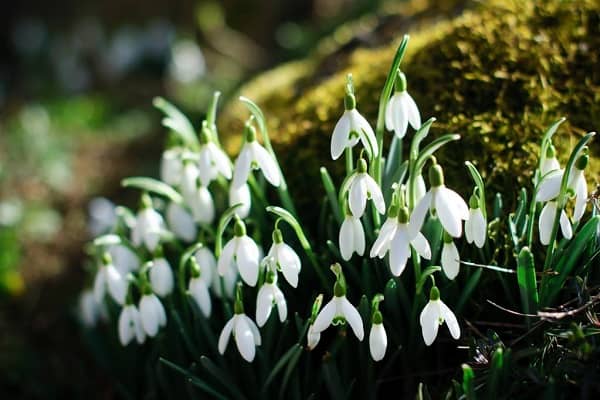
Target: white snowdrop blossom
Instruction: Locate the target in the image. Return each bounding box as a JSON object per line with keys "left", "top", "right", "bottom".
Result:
{"left": 339, "top": 214, "right": 365, "bottom": 261}
{"left": 232, "top": 125, "right": 280, "bottom": 189}
{"left": 256, "top": 271, "right": 287, "bottom": 327}
{"left": 88, "top": 197, "right": 117, "bottom": 236}
{"left": 149, "top": 257, "right": 174, "bottom": 297}
{"left": 384, "top": 70, "right": 420, "bottom": 139}
{"left": 464, "top": 196, "right": 487, "bottom": 248}
{"left": 218, "top": 218, "right": 260, "bottom": 286}
{"left": 118, "top": 304, "right": 146, "bottom": 346}
{"left": 412, "top": 174, "right": 427, "bottom": 205}
{"left": 420, "top": 286, "right": 460, "bottom": 346}
{"left": 79, "top": 289, "right": 105, "bottom": 327}
{"left": 139, "top": 293, "right": 167, "bottom": 337}
{"left": 187, "top": 256, "right": 212, "bottom": 317}
{"left": 93, "top": 254, "right": 128, "bottom": 305}
{"left": 160, "top": 147, "right": 184, "bottom": 186}
{"left": 131, "top": 195, "right": 164, "bottom": 252}
{"left": 409, "top": 163, "right": 469, "bottom": 239}
{"left": 441, "top": 233, "right": 460, "bottom": 280}
{"left": 180, "top": 161, "right": 200, "bottom": 205}
{"left": 331, "top": 92, "right": 378, "bottom": 160}
{"left": 540, "top": 144, "right": 560, "bottom": 176}
{"left": 107, "top": 243, "right": 140, "bottom": 275}
{"left": 189, "top": 185, "right": 215, "bottom": 224}
{"left": 370, "top": 206, "right": 431, "bottom": 276}
{"left": 197, "top": 128, "right": 232, "bottom": 186}
{"left": 267, "top": 229, "right": 301, "bottom": 288}
{"left": 219, "top": 290, "right": 261, "bottom": 362}
{"left": 312, "top": 267, "right": 364, "bottom": 342}
{"left": 369, "top": 322, "right": 387, "bottom": 362}
{"left": 307, "top": 323, "right": 321, "bottom": 350}
{"left": 347, "top": 158, "right": 385, "bottom": 218}
{"left": 538, "top": 201, "right": 573, "bottom": 245}
{"left": 229, "top": 182, "right": 251, "bottom": 219}
{"left": 166, "top": 202, "right": 197, "bottom": 242}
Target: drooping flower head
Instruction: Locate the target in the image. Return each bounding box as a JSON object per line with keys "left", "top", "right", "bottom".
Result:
{"left": 369, "top": 295, "right": 387, "bottom": 362}
{"left": 93, "top": 252, "right": 128, "bottom": 306}
{"left": 197, "top": 125, "right": 232, "bottom": 187}
{"left": 440, "top": 231, "right": 460, "bottom": 280}
{"left": 267, "top": 228, "right": 301, "bottom": 288}
{"left": 218, "top": 216, "right": 260, "bottom": 286}
{"left": 385, "top": 69, "right": 421, "bottom": 139}
{"left": 187, "top": 256, "right": 212, "bottom": 317}
{"left": 232, "top": 123, "right": 280, "bottom": 189}
{"left": 464, "top": 193, "right": 487, "bottom": 249}
{"left": 255, "top": 267, "right": 287, "bottom": 327}
{"left": 131, "top": 193, "right": 164, "bottom": 252}
{"left": 420, "top": 285, "right": 460, "bottom": 346}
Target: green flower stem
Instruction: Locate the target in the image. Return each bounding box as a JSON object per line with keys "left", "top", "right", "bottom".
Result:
{"left": 206, "top": 91, "right": 221, "bottom": 141}
{"left": 345, "top": 147, "right": 354, "bottom": 177}
{"left": 240, "top": 96, "right": 298, "bottom": 218}
{"left": 465, "top": 161, "right": 487, "bottom": 219}
{"left": 177, "top": 242, "right": 204, "bottom": 295}
{"left": 542, "top": 132, "right": 595, "bottom": 275}
{"left": 373, "top": 35, "right": 409, "bottom": 187}
{"left": 215, "top": 204, "right": 243, "bottom": 258}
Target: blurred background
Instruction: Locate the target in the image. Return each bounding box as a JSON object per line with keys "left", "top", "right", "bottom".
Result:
{"left": 0, "top": 0, "right": 388, "bottom": 397}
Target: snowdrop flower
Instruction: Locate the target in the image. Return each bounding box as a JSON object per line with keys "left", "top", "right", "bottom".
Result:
{"left": 339, "top": 213, "right": 365, "bottom": 261}
{"left": 412, "top": 174, "right": 427, "bottom": 205}
{"left": 369, "top": 295, "right": 387, "bottom": 361}
{"left": 107, "top": 243, "right": 140, "bottom": 275}
{"left": 330, "top": 89, "right": 378, "bottom": 160}
{"left": 160, "top": 147, "right": 183, "bottom": 186}
{"left": 118, "top": 303, "right": 146, "bottom": 346}
{"left": 420, "top": 285, "right": 460, "bottom": 346}
{"left": 187, "top": 257, "right": 212, "bottom": 317}
{"left": 409, "top": 163, "right": 469, "bottom": 238}
{"left": 312, "top": 264, "right": 364, "bottom": 342}
{"left": 180, "top": 161, "right": 200, "bottom": 204}
{"left": 229, "top": 182, "right": 251, "bottom": 219}
{"left": 346, "top": 158, "right": 385, "bottom": 218}
{"left": 166, "top": 202, "right": 196, "bottom": 242}
{"left": 88, "top": 197, "right": 117, "bottom": 236}
{"left": 536, "top": 153, "right": 589, "bottom": 223}
{"left": 441, "top": 232, "right": 460, "bottom": 280}
{"left": 131, "top": 194, "right": 164, "bottom": 252}
{"left": 139, "top": 292, "right": 167, "bottom": 337}
{"left": 189, "top": 185, "right": 215, "bottom": 224}
{"left": 539, "top": 201, "right": 572, "bottom": 245}
{"left": 266, "top": 229, "right": 301, "bottom": 287}
{"left": 149, "top": 256, "right": 174, "bottom": 297}
{"left": 197, "top": 127, "right": 232, "bottom": 186}
{"left": 218, "top": 285, "right": 261, "bottom": 362}
{"left": 370, "top": 205, "right": 431, "bottom": 276}
{"left": 385, "top": 70, "right": 420, "bottom": 139}
{"left": 464, "top": 195, "right": 487, "bottom": 248}
{"left": 218, "top": 217, "right": 260, "bottom": 286}
{"left": 306, "top": 294, "right": 323, "bottom": 350}
{"left": 232, "top": 124, "right": 280, "bottom": 189}
{"left": 540, "top": 144, "right": 560, "bottom": 176}
{"left": 79, "top": 289, "right": 105, "bottom": 327}
{"left": 256, "top": 270, "right": 287, "bottom": 327}
{"left": 93, "top": 253, "right": 127, "bottom": 305}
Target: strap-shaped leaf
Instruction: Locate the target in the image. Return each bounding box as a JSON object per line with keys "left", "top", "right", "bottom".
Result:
{"left": 121, "top": 177, "right": 183, "bottom": 204}
{"left": 153, "top": 97, "right": 198, "bottom": 147}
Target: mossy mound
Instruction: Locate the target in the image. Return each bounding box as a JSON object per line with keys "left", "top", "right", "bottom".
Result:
{"left": 219, "top": 0, "right": 599, "bottom": 217}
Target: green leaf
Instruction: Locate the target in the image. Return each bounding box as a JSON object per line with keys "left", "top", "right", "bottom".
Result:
{"left": 465, "top": 161, "right": 487, "bottom": 219}
{"left": 153, "top": 97, "right": 198, "bottom": 147}
{"left": 485, "top": 348, "right": 504, "bottom": 400}
{"left": 517, "top": 247, "right": 538, "bottom": 315}
{"left": 279, "top": 344, "right": 304, "bottom": 398}
{"left": 214, "top": 203, "right": 243, "bottom": 257}
{"left": 415, "top": 266, "right": 441, "bottom": 295}
{"left": 159, "top": 358, "right": 227, "bottom": 400}
{"left": 177, "top": 242, "right": 204, "bottom": 293}
{"left": 415, "top": 134, "right": 460, "bottom": 173}
{"left": 320, "top": 166, "right": 342, "bottom": 223}
{"left": 121, "top": 177, "right": 183, "bottom": 204}
{"left": 455, "top": 268, "right": 482, "bottom": 314}
{"left": 462, "top": 364, "right": 476, "bottom": 400}
{"left": 200, "top": 356, "right": 247, "bottom": 400}
{"left": 262, "top": 344, "right": 303, "bottom": 393}
{"left": 93, "top": 234, "right": 122, "bottom": 247}
{"left": 409, "top": 118, "right": 436, "bottom": 162}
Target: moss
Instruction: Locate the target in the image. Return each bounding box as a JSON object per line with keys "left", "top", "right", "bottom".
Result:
{"left": 219, "top": 0, "right": 600, "bottom": 218}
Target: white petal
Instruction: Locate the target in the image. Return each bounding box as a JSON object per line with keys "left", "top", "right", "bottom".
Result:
{"left": 194, "top": 247, "right": 216, "bottom": 286}
{"left": 118, "top": 306, "right": 135, "bottom": 346}
{"left": 189, "top": 277, "right": 212, "bottom": 317}
{"left": 441, "top": 241, "right": 460, "bottom": 280}
{"left": 370, "top": 218, "right": 397, "bottom": 258}
{"left": 109, "top": 244, "right": 140, "bottom": 274}
{"left": 573, "top": 174, "right": 588, "bottom": 222}
{"left": 536, "top": 171, "right": 563, "bottom": 202}
{"left": 276, "top": 243, "right": 301, "bottom": 288}
{"left": 349, "top": 175, "right": 367, "bottom": 217}
{"left": 392, "top": 96, "right": 408, "bottom": 139}
{"left": 232, "top": 145, "right": 253, "bottom": 189}
{"left": 229, "top": 183, "right": 251, "bottom": 219}
{"left": 365, "top": 175, "right": 386, "bottom": 214}
{"left": 93, "top": 268, "right": 106, "bottom": 303}
{"left": 256, "top": 285, "right": 274, "bottom": 327}
{"left": 384, "top": 95, "right": 396, "bottom": 131}
{"left": 235, "top": 236, "right": 259, "bottom": 286}
{"left": 331, "top": 112, "right": 351, "bottom": 160}
{"left": 339, "top": 217, "right": 355, "bottom": 261}
{"left": 419, "top": 301, "right": 440, "bottom": 346}
{"left": 408, "top": 191, "right": 432, "bottom": 238}
{"left": 218, "top": 317, "right": 235, "bottom": 354}
{"left": 160, "top": 149, "right": 182, "bottom": 186}
{"left": 197, "top": 146, "right": 216, "bottom": 187}
{"left": 181, "top": 163, "right": 199, "bottom": 202}
{"left": 243, "top": 315, "right": 262, "bottom": 346}
{"left": 341, "top": 297, "right": 364, "bottom": 341}
{"left": 166, "top": 202, "right": 196, "bottom": 242}
{"left": 252, "top": 142, "right": 280, "bottom": 187}
{"left": 389, "top": 229, "right": 410, "bottom": 276}
{"left": 312, "top": 298, "right": 336, "bottom": 333}
{"left": 413, "top": 175, "right": 427, "bottom": 205}
{"left": 191, "top": 186, "right": 215, "bottom": 224}
{"left": 234, "top": 316, "right": 256, "bottom": 362}
{"left": 307, "top": 324, "right": 321, "bottom": 350}
{"left": 471, "top": 209, "right": 487, "bottom": 248}
{"left": 150, "top": 258, "right": 174, "bottom": 297}
{"left": 211, "top": 143, "right": 233, "bottom": 180}
{"left": 352, "top": 110, "right": 378, "bottom": 157}
{"left": 440, "top": 301, "right": 460, "bottom": 339}
{"left": 274, "top": 287, "right": 287, "bottom": 322}
{"left": 218, "top": 239, "right": 236, "bottom": 277}
{"left": 541, "top": 157, "right": 560, "bottom": 176}
{"left": 352, "top": 217, "right": 365, "bottom": 256}
{"left": 410, "top": 231, "right": 431, "bottom": 260}
{"left": 106, "top": 265, "right": 127, "bottom": 305}
{"left": 539, "top": 202, "right": 556, "bottom": 245}
{"left": 403, "top": 91, "right": 421, "bottom": 130}
{"left": 465, "top": 213, "right": 474, "bottom": 244}
{"left": 435, "top": 188, "right": 463, "bottom": 238}
{"left": 139, "top": 295, "right": 160, "bottom": 337}
{"left": 559, "top": 210, "right": 572, "bottom": 240}
{"left": 369, "top": 323, "right": 387, "bottom": 361}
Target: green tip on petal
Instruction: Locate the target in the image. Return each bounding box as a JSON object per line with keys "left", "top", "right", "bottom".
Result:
{"left": 429, "top": 164, "right": 445, "bottom": 187}
{"left": 429, "top": 286, "right": 440, "bottom": 301}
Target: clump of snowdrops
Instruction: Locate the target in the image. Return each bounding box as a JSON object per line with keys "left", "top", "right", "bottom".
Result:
{"left": 79, "top": 35, "right": 599, "bottom": 399}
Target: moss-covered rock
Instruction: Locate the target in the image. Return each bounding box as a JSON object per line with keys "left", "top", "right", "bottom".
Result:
{"left": 219, "top": 0, "right": 599, "bottom": 217}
